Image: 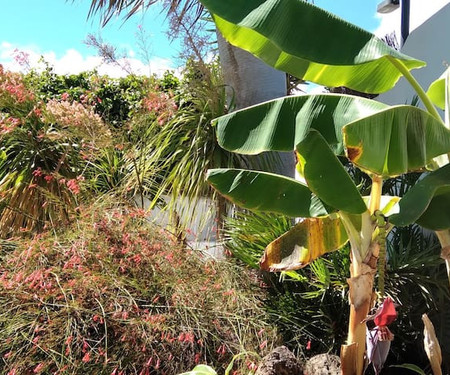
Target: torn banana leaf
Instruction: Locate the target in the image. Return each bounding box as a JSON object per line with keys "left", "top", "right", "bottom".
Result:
{"left": 260, "top": 214, "right": 348, "bottom": 271}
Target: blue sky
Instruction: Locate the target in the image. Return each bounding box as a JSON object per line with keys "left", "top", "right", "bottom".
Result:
{"left": 0, "top": 0, "right": 404, "bottom": 76}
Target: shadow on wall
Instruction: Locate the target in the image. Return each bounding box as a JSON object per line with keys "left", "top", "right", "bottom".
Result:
{"left": 378, "top": 4, "right": 450, "bottom": 110}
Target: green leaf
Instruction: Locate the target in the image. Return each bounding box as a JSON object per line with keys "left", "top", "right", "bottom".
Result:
{"left": 390, "top": 164, "right": 450, "bottom": 230}
{"left": 201, "top": 0, "right": 425, "bottom": 93}
{"left": 206, "top": 168, "right": 330, "bottom": 217}
{"left": 215, "top": 94, "right": 389, "bottom": 155}
{"left": 426, "top": 68, "right": 449, "bottom": 110}
{"left": 179, "top": 365, "right": 218, "bottom": 375}
{"left": 343, "top": 106, "right": 450, "bottom": 177}
{"left": 260, "top": 214, "right": 348, "bottom": 271}
{"left": 296, "top": 130, "right": 366, "bottom": 214}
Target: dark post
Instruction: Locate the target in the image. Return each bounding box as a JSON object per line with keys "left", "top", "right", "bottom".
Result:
{"left": 401, "top": 0, "right": 410, "bottom": 45}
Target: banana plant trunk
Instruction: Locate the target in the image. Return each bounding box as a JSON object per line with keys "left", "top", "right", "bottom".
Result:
{"left": 341, "top": 248, "right": 378, "bottom": 375}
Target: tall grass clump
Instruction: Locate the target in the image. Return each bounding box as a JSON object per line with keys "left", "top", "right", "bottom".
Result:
{"left": 0, "top": 200, "right": 279, "bottom": 375}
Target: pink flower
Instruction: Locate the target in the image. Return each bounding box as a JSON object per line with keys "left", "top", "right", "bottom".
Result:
{"left": 32, "top": 168, "right": 43, "bottom": 177}
{"left": 12, "top": 49, "right": 30, "bottom": 68}
{"left": 66, "top": 179, "right": 81, "bottom": 194}
{"left": 33, "top": 363, "right": 45, "bottom": 373}
{"left": 82, "top": 352, "right": 91, "bottom": 363}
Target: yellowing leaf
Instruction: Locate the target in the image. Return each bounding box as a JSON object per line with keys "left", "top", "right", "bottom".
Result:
{"left": 260, "top": 215, "right": 348, "bottom": 271}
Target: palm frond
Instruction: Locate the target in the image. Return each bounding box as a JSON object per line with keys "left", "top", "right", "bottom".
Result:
{"left": 85, "top": 0, "right": 203, "bottom": 27}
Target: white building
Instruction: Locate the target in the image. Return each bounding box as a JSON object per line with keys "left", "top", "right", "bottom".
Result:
{"left": 377, "top": 1, "right": 450, "bottom": 108}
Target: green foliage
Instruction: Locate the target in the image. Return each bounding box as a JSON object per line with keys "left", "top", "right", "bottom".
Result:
{"left": 0, "top": 66, "right": 111, "bottom": 237}
{"left": 0, "top": 200, "right": 280, "bottom": 375}
{"left": 224, "top": 211, "right": 450, "bottom": 369}
{"left": 385, "top": 225, "right": 450, "bottom": 371}
{"left": 159, "top": 70, "right": 180, "bottom": 93}
{"left": 23, "top": 62, "right": 158, "bottom": 126}
{"left": 121, "top": 59, "right": 246, "bottom": 229}
{"left": 224, "top": 210, "right": 350, "bottom": 355}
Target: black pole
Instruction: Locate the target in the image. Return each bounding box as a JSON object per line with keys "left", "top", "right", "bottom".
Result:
{"left": 401, "top": 0, "right": 410, "bottom": 45}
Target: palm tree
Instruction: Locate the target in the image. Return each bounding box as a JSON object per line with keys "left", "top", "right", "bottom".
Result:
{"left": 87, "top": 0, "right": 202, "bottom": 27}
{"left": 84, "top": 0, "right": 295, "bottom": 214}
{"left": 85, "top": 0, "right": 289, "bottom": 108}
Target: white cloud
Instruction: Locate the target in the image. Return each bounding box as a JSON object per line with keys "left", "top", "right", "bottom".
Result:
{"left": 374, "top": 0, "right": 448, "bottom": 40}
{"left": 0, "top": 42, "right": 176, "bottom": 78}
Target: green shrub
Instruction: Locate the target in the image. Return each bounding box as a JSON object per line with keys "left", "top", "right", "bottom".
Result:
{"left": 0, "top": 200, "right": 279, "bottom": 374}
{"left": 0, "top": 66, "right": 111, "bottom": 237}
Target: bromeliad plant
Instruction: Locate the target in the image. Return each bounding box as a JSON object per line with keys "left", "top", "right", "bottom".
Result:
{"left": 199, "top": 0, "right": 450, "bottom": 374}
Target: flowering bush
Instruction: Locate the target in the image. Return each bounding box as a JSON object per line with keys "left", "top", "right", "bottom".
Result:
{"left": 23, "top": 65, "right": 156, "bottom": 127}
{"left": 142, "top": 91, "right": 178, "bottom": 126}
{"left": 0, "top": 65, "right": 111, "bottom": 237}
{"left": 0, "top": 201, "right": 279, "bottom": 374}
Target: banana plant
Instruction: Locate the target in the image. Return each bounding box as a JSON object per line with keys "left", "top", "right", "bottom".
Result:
{"left": 199, "top": 0, "right": 450, "bottom": 374}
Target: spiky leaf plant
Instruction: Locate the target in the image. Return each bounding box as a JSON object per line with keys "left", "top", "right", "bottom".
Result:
{"left": 0, "top": 66, "right": 111, "bottom": 237}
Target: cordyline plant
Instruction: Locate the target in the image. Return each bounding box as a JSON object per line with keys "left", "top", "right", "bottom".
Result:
{"left": 199, "top": 0, "right": 450, "bottom": 374}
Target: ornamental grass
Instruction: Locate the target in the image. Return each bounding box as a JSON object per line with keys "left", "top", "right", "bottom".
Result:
{"left": 0, "top": 200, "right": 279, "bottom": 374}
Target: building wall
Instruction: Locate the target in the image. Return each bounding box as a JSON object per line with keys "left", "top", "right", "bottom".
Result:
{"left": 378, "top": 4, "right": 450, "bottom": 111}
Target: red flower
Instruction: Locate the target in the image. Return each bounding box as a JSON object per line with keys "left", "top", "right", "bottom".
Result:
{"left": 366, "top": 297, "right": 397, "bottom": 375}
{"left": 82, "top": 352, "right": 91, "bottom": 363}
{"left": 373, "top": 297, "right": 397, "bottom": 327}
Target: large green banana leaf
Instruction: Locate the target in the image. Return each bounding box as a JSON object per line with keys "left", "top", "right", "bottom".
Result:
{"left": 390, "top": 164, "right": 450, "bottom": 230}
{"left": 206, "top": 168, "right": 330, "bottom": 217}
{"left": 200, "top": 0, "right": 425, "bottom": 93}
{"left": 343, "top": 106, "right": 450, "bottom": 177}
{"left": 215, "top": 94, "right": 389, "bottom": 155}
{"left": 296, "top": 130, "right": 366, "bottom": 214}
{"left": 260, "top": 214, "right": 348, "bottom": 271}
{"left": 426, "top": 68, "right": 449, "bottom": 110}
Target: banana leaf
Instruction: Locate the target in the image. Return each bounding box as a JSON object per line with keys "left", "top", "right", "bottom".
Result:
{"left": 207, "top": 168, "right": 330, "bottom": 217}
{"left": 214, "top": 94, "right": 389, "bottom": 155}
{"left": 426, "top": 68, "right": 449, "bottom": 110}
{"left": 390, "top": 164, "right": 450, "bottom": 230}
{"left": 260, "top": 214, "right": 348, "bottom": 271}
{"left": 200, "top": 0, "right": 425, "bottom": 93}
{"left": 296, "top": 130, "right": 366, "bottom": 214}
{"left": 343, "top": 106, "right": 450, "bottom": 177}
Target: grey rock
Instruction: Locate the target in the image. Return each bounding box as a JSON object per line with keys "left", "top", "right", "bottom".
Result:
{"left": 304, "top": 354, "right": 341, "bottom": 375}
{"left": 255, "top": 346, "right": 303, "bottom": 375}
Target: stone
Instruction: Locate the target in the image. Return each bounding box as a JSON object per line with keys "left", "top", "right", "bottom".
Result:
{"left": 304, "top": 354, "right": 341, "bottom": 375}
{"left": 255, "top": 346, "right": 303, "bottom": 375}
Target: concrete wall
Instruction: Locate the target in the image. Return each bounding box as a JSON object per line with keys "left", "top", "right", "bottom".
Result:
{"left": 378, "top": 4, "right": 450, "bottom": 112}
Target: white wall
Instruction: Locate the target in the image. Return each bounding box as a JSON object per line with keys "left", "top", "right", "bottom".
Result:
{"left": 378, "top": 3, "right": 450, "bottom": 112}
{"left": 376, "top": 0, "right": 449, "bottom": 39}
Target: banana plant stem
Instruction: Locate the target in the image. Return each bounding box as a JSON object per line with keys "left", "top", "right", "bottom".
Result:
{"left": 369, "top": 175, "right": 383, "bottom": 215}
{"left": 387, "top": 56, "right": 443, "bottom": 122}
{"left": 436, "top": 229, "right": 450, "bottom": 288}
